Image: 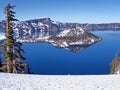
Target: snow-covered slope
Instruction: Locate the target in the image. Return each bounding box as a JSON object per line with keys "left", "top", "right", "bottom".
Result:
{"left": 56, "top": 26, "right": 85, "bottom": 37}
{"left": 0, "top": 73, "right": 120, "bottom": 90}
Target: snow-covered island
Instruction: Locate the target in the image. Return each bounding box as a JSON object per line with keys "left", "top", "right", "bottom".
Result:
{"left": 0, "top": 73, "right": 120, "bottom": 90}
{"left": 49, "top": 26, "right": 101, "bottom": 48}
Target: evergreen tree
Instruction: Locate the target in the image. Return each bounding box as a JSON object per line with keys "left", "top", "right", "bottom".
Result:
{"left": 1, "top": 4, "right": 26, "bottom": 73}
{"left": 110, "top": 53, "right": 120, "bottom": 74}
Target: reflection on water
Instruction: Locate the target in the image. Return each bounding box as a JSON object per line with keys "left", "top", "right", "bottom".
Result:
{"left": 65, "top": 44, "right": 92, "bottom": 52}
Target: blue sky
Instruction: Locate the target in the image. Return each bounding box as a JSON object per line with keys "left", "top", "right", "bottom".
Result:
{"left": 0, "top": 0, "right": 120, "bottom": 23}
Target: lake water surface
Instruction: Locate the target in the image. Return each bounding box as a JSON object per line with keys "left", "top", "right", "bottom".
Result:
{"left": 23, "top": 31, "right": 120, "bottom": 75}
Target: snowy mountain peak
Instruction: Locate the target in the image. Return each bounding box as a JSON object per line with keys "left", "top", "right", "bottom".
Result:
{"left": 56, "top": 26, "right": 85, "bottom": 37}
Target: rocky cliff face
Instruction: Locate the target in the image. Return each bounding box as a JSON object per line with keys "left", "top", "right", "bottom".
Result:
{"left": 13, "top": 18, "right": 60, "bottom": 39}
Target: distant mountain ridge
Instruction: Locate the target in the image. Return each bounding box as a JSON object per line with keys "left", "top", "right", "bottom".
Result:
{"left": 1, "top": 18, "right": 120, "bottom": 32}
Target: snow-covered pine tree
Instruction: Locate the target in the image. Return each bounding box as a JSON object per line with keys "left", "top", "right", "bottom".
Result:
{"left": 1, "top": 3, "right": 26, "bottom": 73}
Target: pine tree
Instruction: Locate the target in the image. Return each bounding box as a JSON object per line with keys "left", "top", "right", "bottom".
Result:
{"left": 110, "top": 53, "right": 120, "bottom": 74}
{"left": 1, "top": 3, "right": 26, "bottom": 73}
{"left": 13, "top": 41, "right": 26, "bottom": 73}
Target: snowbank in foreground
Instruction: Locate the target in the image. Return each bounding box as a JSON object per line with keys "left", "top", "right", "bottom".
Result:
{"left": 0, "top": 73, "right": 120, "bottom": 90}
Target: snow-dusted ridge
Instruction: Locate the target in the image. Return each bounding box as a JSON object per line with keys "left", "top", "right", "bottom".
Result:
{"left": 0, "top": 73, "right": 120, "bottom": 90}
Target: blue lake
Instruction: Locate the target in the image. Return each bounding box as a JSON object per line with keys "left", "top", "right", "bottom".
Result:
{"left": 23, "top": 31, "right": 120, "bottom": 75}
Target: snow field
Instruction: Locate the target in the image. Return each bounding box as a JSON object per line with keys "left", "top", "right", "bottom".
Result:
{"left": 0, "top": 73, "right": 120, "bottom": 90}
